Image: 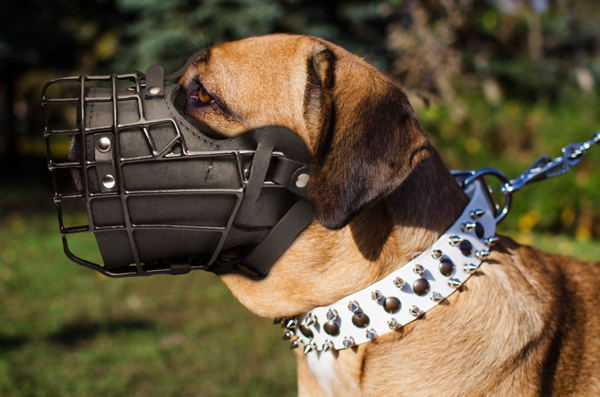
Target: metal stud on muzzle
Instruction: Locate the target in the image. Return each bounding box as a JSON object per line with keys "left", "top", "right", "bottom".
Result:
{"left": 42, "top": 62, "right": 313, "bottom": 279}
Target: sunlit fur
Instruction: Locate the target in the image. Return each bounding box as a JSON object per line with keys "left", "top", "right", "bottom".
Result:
{"left": 181, "top": 34, "right": 600, "bottom": 396}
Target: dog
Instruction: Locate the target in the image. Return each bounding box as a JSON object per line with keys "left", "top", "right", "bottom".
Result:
{"left": 179, "top": 34, "right": 600, "bottom": 396}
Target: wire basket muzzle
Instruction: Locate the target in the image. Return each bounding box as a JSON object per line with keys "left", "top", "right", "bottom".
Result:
{"left": 43, "top": 70, "right": 313, "bottom": 278}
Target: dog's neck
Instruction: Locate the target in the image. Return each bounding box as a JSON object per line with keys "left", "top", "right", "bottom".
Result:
{"left": 219, "top": 149, "right": 469, "bottom": 318}
{"left": 381, "top": 151, "right": 470, "bottom": 272}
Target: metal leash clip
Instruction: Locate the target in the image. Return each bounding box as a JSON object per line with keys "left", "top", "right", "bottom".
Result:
{"left": 501, "top": 131, "right": 600, "bottom": 195}
{"left": 456, "top": 130, "right": 599, "bottom": 225}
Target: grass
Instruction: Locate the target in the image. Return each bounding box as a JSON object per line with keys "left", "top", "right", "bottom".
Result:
{"left": 0, "top": 209, "right": 297, "bottom": 397}
{"left": 0, "top": 193, "right": 598, "bottom": 396}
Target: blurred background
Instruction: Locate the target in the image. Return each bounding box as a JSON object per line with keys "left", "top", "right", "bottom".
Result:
{"left": 1, "top": 0, "right": 600, "bottom": 395}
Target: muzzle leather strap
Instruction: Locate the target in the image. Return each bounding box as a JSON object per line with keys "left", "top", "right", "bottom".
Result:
{"left": 244, "top": 142, "right": 274, "bottom": 203}
{"left": 239, "top": 198, "right": 314, "bottom": 277}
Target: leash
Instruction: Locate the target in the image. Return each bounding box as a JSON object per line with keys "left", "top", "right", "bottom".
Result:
{"left": 283, "top": 130, "right": 600, "bottom": 353}
{"left": 455, "top": 130, "right": 600, "bottom": 224}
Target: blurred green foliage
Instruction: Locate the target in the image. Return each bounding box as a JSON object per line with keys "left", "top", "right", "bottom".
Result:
{"left": 3, "top": 0, "right": 599, "bottom": 239}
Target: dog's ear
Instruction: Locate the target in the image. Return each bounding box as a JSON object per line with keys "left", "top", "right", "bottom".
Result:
{"left": 304, "top": 41, "right": 432, "bottom": 230}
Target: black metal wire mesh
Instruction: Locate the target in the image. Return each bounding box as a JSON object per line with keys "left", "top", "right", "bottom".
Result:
{"left": 42, "top": 72, "right": 289, "bottom": 277}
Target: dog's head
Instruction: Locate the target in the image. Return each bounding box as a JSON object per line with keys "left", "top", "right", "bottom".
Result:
{"left": 180, "top": 34, "right": 440, "bottom": 316}
{"left": 180, "top": 34, "right": 432, "bottom": 231}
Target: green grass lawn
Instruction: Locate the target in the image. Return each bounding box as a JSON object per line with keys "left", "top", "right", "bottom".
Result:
{"left": 0, "top": 210, "right": 297, "bottom": 397}
{"left": 0, "top": 207, "right": 598, "bottom": 396}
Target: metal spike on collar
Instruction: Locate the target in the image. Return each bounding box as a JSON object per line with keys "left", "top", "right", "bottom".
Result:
{"left": 290, "top": 339, "right": 300, "bottom": 349}
{"left": 430, "top": 292, "right": 444, "bottom": 302}
{"left": 273, "top": 317, "right": 284, "bottom": 325}
{"left": 348, "top": 300, "right": 360, "bottom": 313}
{"left": 448, "top": 235, "right": 462, "bottom": 246}
{"left": 371, "top": 290, "right": 383, "bottom": 301}
{"left": 343, "top": 336, "right": 355, "bottom": 349}
{"left": 322, "top": 340, "right": 333, "bottom": 353}
{"left": 470, "top": 209, "right": 485, "bottom": 220}
{"left": 366, "top": 328, "right": 377, "bottom": 341}
{"left": 485, "top": 236, "right": 500, "bottom": 246}
{"left": 461, "top": 222, "right": 476, "bottom": 232}
{"left": 475, "top": 250, "right": 491, "bottom": 260}
{"left": 285, "top": 318, "right": 298, "bottom": 330}
{"left": 448, "top": 278, "right": 462, "bottom": 288}
{"left": 304, "top": 341, "right": 316, "bottom": 354}
{"left": 283, "top": 330, "right": 294, "bottom": 340}
{"left": 413, "top": 264, "right": 425, "bottom": 275}
{"left": 393, "top": 277, "right": 405, "bottom": 288}
{"left": 304, "top": 314, "right": 316, "bottom": 327}
{"left": 387, "top": 318, "right": 399, "bottom": 330}
{"left": 431, "top": 249, "right": 444, "bottom": 260}
{"left": 463, "top": 263, "right": 479, "bottom": 274}
{"left": 326, "top": 308, "right": 338, "bottom": 321}
{"left": 409, "top": 305, "right": 422, "bottom": 317}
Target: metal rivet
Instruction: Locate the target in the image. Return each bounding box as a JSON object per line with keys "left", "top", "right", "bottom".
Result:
{"left": 102, "top": 174, "right": 116, "bottom": 189}
{"left": 475, "top": 250, "right": 491, "bottom": 260}
{"left": 394, "top": 277, "right": 405, "bottom": 289}
{"left": 470, "top": 209, "right": 485, "bottom": 219}
{"left": 323, "top": 321, "right": 340, "bottom": 336}
{"left": 383, "top": 297, "right": 401, "bottom": 314}
{"left": 343, "top": 336, "right": 355, "bottom": 349}
{"left": 366, "top": 328, "right": 377, "bottom": 341}
{"left": 448, "top": 278, "right": 462, "bottom": 288}
{"left": 459, "top": 240, "right": 473, "bottom": 256}
{"left": 285, "top": 318, "right": 297, "bottom": 330}
{"left": 295, "top": 173, "right": 309, "bottom": 188}
{"left": 439, "top": 257, "right": 454, "bottom": 277}
{"left": 412, "top": 278, "right": 430, "bottom": 296}
{"left": 97, "top": 137, "right": 111, "bottom": 152}
{"left": 290, "top": 339, "right": 300, "bottom": 349}
{"left": 348, "top": 300, "right": 360, "bottom": 313}
{"left": 352, "top": 312, "right": 370, "bottom": 328}
{"left": 413, "top": 264, "right": 425, "bottom": 275}
{"left": 463, "top": 263, "right": 478, "bottom": 274}
{"left": 388, "top": 318, "right": 399, "bottom": 330}
{"left": 148, "top": 86, "right": 161, "bottom": 95}
{"left": 485, "top": 236, "right": 500, "bottom": 247}
{"left": 326, "top": 308, "right": 338, "bottom": 321}
{"left": 299, "top": 325, "right": 314, "bottom": 338}
{"left": 430, "top": 292, "right": 444, "bottom": 302}
{"left": 409, "top": 305, "right": 422, "bottom": 317}
{"left": 448, "top": 235, "right": 462, "bottom": 246}
{"left": 371, "top": 290, "right": 383, "bottom": 301}
{"left": 322, "top": 340, "right": 333, "bottom": 353}
{"left": 474, "top": 222, "right": 485, "bottom": 239}
{"left": 431, "top": 249, "right": 443, "bottom": 260}
{"left": 283, "top": 330, "right": 294, "bottom": 340}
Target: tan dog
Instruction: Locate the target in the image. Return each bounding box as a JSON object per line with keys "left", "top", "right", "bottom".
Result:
{"left": 179, "top": 34, "right": 600, "bottom": 396}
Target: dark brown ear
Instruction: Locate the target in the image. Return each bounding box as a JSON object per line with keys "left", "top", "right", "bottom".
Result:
{"left": 304, "top": 41, "right": 432, "bottom": 230}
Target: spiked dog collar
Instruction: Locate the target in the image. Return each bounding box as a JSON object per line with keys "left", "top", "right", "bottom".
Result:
{"left": 278, "top": 177, "right": 498, "bottom": 353}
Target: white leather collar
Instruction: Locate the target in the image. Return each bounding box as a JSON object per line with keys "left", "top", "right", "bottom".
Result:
{"left": 280, "top": 179, "right": 498, "bottom": 353}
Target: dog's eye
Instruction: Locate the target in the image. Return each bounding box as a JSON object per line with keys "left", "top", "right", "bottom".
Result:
{"left": 192, "top": 86, "right": 215, "bottom": 106}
